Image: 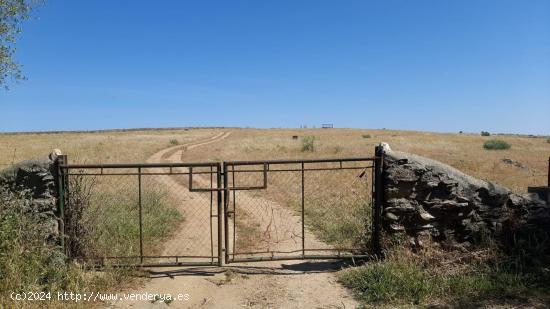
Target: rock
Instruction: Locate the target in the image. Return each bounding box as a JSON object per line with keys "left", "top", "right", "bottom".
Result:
{"left": 49, "top": 149, "right": 62, "bottom": 161}
{"left": 379, "top": 142, "right": 392, "bottom": 153}
{"left": 385, "top": 212, "right": 399, "bottom": 221}
{"left": 0, "top": 150, "right": 62, "bottom": 244}
{"left": 419, "top": 211, "right": 435, "bottom": 221}
{"left": 386, "top": 198, "right": 418, "bottom": 213}
{"left": 501, "top": 158, "right": 527, "bottom": 169}
{"left": 389, "top": 223, "right": 405, "bottom": 231}
{"left": 379, "top": 143, "right": 549, "bottom": 245}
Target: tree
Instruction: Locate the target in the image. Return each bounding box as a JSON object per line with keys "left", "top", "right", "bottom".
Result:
{"left": 1, "top": 0, "right": 34, "bottom": 88}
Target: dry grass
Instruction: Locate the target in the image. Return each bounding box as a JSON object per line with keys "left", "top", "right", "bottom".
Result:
{"left": 0, "top": 128, "right": 221, "bottom": 166}
{"left": 2, "top": 128, "right": 547, "bottom": 194}
{"left": 1, "top": 127, "right": 548, "bottom": 307}
{"left": 179, "top": 128, "right": 550, "bottom": 193}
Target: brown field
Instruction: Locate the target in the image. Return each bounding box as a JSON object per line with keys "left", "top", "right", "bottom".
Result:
{"left": 0, "top": 128, "right": 220, "bottom": 165}
{"left": 1, "top": 127, "right": 548, "bottom": 192}
{"left": 2, "top": 127, "right": 549, "bottom": 308}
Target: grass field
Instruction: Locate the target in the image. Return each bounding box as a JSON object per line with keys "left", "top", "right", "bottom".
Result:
{"left": 2, "top": 128, "right": 548, "bottom": 194}
{"left": 0, "top": 128, "right": 220, "bottom": 166}
{"left": 1, "top": 127, "right": 549, "bottom": 307}
{"left": 177, "top": 128, "right": 549, "bottom": 193}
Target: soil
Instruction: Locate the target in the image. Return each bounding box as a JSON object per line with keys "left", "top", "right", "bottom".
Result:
{"left": 110, "top": 131, "right": 358, "bottom": 309}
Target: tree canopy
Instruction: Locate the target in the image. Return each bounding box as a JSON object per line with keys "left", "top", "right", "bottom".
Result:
{"left": 1, "top": 0, "right": 33, "bottom": 88}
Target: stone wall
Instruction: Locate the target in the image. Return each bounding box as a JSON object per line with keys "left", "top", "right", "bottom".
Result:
{"left": 0, "top": 150, "right": 62, "bottom": 241}
{"left": 379, "top": 143, "right": 550, "bottom": 246}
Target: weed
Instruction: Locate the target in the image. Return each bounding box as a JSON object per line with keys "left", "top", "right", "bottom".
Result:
{"left": 483, "top": 140, "right": 511, "bottom": 150}
{"left": 362, "top": 134, "right": 372, "bottom": 138}
{"left": 301, "top": 136, "right": 315, "bottom": 152}
{"left": 0, "top": 186, "right": 137, "bottom": 307}
{"left": 339, "top": 251, "right": 542, "bottom": 306}
{"left": 80, "top": 183, "right": 183, "bottom": 260}
{"left": 305, "top": 202, "right": 371, "bottom": 250}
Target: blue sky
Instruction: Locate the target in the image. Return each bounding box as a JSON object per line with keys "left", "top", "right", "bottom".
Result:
{"left": 1, "top": 0, "right": 549, "bottom": 134}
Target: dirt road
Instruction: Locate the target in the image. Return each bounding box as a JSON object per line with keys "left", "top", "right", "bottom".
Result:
{"left": 111, "top": 131, "right": 358, "bottom": 309}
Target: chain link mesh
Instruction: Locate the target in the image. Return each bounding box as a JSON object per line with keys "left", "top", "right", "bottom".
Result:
{"left": 226, "top": 160, "right": 373, "bottom": 261}
{"left": 63, "top": 165, "right": 220, "bottom": 266}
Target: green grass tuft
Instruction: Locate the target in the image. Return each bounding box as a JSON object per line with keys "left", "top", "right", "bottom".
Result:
{"left": 483, "top": 139, "right": 511, "bottom": 150}
{"left": 340, "top": 254, "right": 541, "bottom": 306}
{"left": 301, "top": 136, "right": 315, "bottom": 152}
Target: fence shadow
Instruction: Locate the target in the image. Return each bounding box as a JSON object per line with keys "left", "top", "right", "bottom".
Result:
{"left": 145, "top": 260, "right": 357, "bottom": 279}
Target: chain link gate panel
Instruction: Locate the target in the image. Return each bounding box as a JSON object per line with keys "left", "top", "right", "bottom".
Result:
{"left": 59, "top": 162, "right": 223, "bottom": 267}
{"left": 58, "top": 155, "right": 382, "bottom": 267}
{"left": 223, "top": 158, "right": 377, "bottom": 263}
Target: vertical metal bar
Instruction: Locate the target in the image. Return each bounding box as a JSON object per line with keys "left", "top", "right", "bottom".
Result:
{"left": 209, "top": 165, "right": 214, "bottom": 264}
{"left": 138, "top": 167, "right": 143, "bottom": 264}
{"left": 373, "top": 146, "right": 384, "bottom": 256}
{"left": 56, "top": 155, "right": 67, "bottom": 256}
{"left": 217, "top": 163, "right": 223, "bottom": 266}
{"left": 189, "top": 166, "right": 193, "bottom": 191}
{"left": 223, "top": 162, "right": 230, "bottom": 264}
{"left": 301, "top": 162, "right": 305, "bottom": 257}
{"left": 232, "top": 165, "right": 236, "bottom": 259}
{"left": 263, "top": 163, "right": 268, "bottom": 188}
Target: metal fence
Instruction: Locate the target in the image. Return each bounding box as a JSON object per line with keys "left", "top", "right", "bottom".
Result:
{"left": 57, "top": 154, "right": 383, "bottom": 267}
{"left": 58, "top": 158, "right": 222, "bottom": 267}
{"left": 223, "top": 158, "right": 377, "bottom": 263}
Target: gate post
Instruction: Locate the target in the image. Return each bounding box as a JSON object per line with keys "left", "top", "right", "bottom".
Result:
{"left": 373, "top": 146, "right": 384, "bottom": 256}
{"left": 55, "top": 154, "right": 68, "bottom": 257}
{"left": 217, "top": 162, "right": 223, "bottom": 266}
{"left": 223, "top": 162, "right": 229, "bottom": 264}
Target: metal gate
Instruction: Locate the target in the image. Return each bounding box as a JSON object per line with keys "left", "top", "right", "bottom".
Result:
{"left": 58, "top": 158, "right": 223, "bottom": 267}
{"left": 223, "top": 157, "right": 378, "bottom": 263}
{"left": 57, "top": 154, "right": 383, "bottom": 267}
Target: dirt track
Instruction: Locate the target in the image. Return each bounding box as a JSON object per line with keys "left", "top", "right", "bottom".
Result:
{"left": 112, "top": 131, "right": 358, "bottom": 309}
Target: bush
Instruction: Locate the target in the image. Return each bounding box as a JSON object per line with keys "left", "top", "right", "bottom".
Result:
{"left": 483, "top": 140, "right": 511, "bottom": 150}
{"left": 169, "top": 139, "right": 179, "bottom": 145}
{"left": 362, "top": 134, "right": 372, "bottom": 138}
{"left": 547, "top": 137, "right": 550, "bottom": 143}
{"left": 0, "top": 186, "right": 80, "bottom": 304}
{"left": 481, "top": 131, "right": 491, "bottom": 136}
{"left": 301, "top": 136, "right": 315, "bottom": 152}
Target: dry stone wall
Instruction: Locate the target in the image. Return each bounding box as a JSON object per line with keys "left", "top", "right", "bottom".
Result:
{"left": 0, "top": 150, "right": 62, "bottom": 241}
{"left": 379, "top": 144, "right": 550, "bottom": 245}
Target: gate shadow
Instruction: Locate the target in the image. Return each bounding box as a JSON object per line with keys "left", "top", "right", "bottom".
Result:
{"left": 145, "top": 260, "right": 359, "bottom": 279}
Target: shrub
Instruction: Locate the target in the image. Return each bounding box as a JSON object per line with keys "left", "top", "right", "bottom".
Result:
{"left": 483, "top": 140, "right": 511, "bottom": 150}
{"left": 547, "top": 137, "right": 550, "bottom": 143}
{"left": 0, "top": 186, "right": 81, "bottom": 303}
{"left": 301, "top": 136, "right": 315, "bottom": 152}
{"left": 362, "top": 134, "right": 372, "bottom": 138}
{"left": 481, "top": 131, "right": 491, "bottom": 136}
{"left": 169, "top": 139, "right": 179, "bottom": 145}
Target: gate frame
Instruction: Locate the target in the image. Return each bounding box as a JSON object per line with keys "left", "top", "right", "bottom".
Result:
{"left": 222, "top": 156, "right": 381, "bottom": 264}
{"left": 58, "top": 160, "right": 223, "bottom": 267}
{"left": 56, "top": 152, "right": 384, "bottom": 267}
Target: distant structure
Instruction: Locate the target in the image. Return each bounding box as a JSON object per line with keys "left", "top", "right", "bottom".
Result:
{"left": 321, "top": 123, "right": 333, "bottom": 129}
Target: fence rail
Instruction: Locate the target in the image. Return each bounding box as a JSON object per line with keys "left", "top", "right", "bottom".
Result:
{"left": 56, "top": 154, "right": 383, "bottom": 267}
